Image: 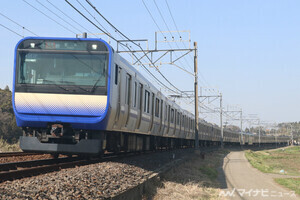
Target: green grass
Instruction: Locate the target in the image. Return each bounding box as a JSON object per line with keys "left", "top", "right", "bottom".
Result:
{"left": 245, "top": 147, "right": 300, "bottom": 176}
{"left": 245, "top": 150, "right": 274, "bottom": 173}
{"left": 275, "top": 178, "right": 300, "bottom": 195}
{"left": 198, "top": 165, "right": 218, "bottom": 180}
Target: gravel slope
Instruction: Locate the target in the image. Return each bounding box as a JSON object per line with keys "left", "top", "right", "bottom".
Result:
{"left": 0, "top": 149, "right": 191, "bottom": 199}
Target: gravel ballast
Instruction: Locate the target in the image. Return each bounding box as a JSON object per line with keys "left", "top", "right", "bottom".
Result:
{"left": 0, "top": 149, "right": 191, "bottom": 199}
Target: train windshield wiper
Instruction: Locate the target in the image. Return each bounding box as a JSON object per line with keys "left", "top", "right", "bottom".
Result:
{"left": 90, "top": 78, "right": 102, "bottom": 93}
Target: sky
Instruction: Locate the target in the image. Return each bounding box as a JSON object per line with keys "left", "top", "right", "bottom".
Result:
{"left": 0, "top": 0, "right": 299, "bottom": 127}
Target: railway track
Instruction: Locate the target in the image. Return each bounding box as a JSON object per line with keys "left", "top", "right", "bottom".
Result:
{"left": 0, "top": 152, "right": 41, "bottom": 157}
{"left": 0, "top": 156, "right": 103, "bottom": 183}
{"left": 0, "top": 151, "right": 143, "bottom": 183}
{"left": 0, "top": 147, "right": 219, "bottom": 185}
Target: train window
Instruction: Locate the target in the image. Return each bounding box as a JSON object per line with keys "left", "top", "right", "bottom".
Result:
{"left": 138, "top": 84, "right": 143, "bottom": 110}
{"left": 144, "top": 90, "right": 150, "bottom": 113}
{"left": 168, "top": 105, "right": 171, "bottom": 123}
{"left": 185, "top": 117, "right": 188, "bottom": 128}
{"left": 177, "top": 112, "right": 180, "bottom": 125}
{"left": 125, "top": 74, "right": 131, "bottom": 105}
{"left": 160, "top": 100, "right": 163, "bottom": 119}
{"left": 134, "top": 82, "right": 137, "bottom": 107}
{"left": 171, "top": 108, "right": 174, "bottom": 123}
{"left": 151, "top": 93, "right": 155, "bottom": 115}
{"left": 115, "top": 64, "right": 118, "bottom": 85}
{"left": 155, "top": 98, "right": 160, "bottom": 117}
{"left": 165, "top": 105, "right": 168, "bottom": 121}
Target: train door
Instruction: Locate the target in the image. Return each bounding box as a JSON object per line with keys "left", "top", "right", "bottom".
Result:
{"left": 158, "top": 100, "right": 163, "bottom": 135}
{"left": 114, "top": 65, "right": 122, "bottom": 128}
{"left": 124, "top": 73, "right": 131, "bottom": 127}
{"left": 135, "top": 83, "right": 143, "bottom": 130}
{"left": 149, "top": 92, "right": 155, "bottom": 132}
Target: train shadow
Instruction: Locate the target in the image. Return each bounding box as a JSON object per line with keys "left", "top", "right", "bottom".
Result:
{"left": 108, "top": 144, "right": 289, "bottom": 199}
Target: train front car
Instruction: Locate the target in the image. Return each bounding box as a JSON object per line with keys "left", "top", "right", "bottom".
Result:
{"left": 13, "top": 37, "right": 112, "bottom": 155}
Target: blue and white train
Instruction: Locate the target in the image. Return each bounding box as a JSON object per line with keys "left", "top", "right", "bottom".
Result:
{"left": 12, "top": 37, "right": 289, "bottom": 155}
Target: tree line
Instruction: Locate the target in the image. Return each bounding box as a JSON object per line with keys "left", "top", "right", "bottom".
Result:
{"left": 0, "top": 86, "right": 22, "bottom": 143}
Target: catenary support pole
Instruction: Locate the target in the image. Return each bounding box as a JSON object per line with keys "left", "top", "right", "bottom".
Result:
{"left": 194, "top": 42, "right": 199, "bottom": 150}
{"left": 220, "top": 93, "right": 223, "bottom": 148}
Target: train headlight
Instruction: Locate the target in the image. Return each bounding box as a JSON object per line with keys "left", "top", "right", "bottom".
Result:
{"left": 30, "top": 43, "right": 35, "bottom": 48}
{"left": 92, "top": 44, "right": 97, "bottom": 50}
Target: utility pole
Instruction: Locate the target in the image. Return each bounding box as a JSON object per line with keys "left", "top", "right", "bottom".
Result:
{"left": 194, "top": 42, "right": 199, "bottom": 150}
{"left": 220, "top": 93, "right": 223, "bottom": 148}
{"left": 291, "top": 125, "right": 293, "bottom": 146}
{"left": 258, "top": 119, "right": 261, "bottom": 147}
{"left": 198, "top": 92, "right": 223, "bottom": 147}
{"left": 240, "top": 109, "right": 243, "bottom": 145}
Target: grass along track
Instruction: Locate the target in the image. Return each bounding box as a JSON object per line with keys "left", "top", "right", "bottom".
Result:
{"left": 146, "top": 149, "right": 230, "bottom": 200}
{"left": 245, "top": 146, "right": 300, "bottom": 196}
{"left": 245, "top": 146, "right": 300, "bottom": 175}
{"left": 275, "top": 178, "right": 300, "bottom": 195}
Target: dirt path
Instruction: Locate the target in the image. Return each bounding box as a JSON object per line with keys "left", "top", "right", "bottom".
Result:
{"left": 221, "top": 151, "right": 299, "bottom": 200}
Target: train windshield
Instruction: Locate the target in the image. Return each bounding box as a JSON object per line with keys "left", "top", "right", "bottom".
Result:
{"left": 16, "top": 39, "right": 109, "bottom": 95}
{"left": 18, "top": 53, "right": 107, "bottom": 86}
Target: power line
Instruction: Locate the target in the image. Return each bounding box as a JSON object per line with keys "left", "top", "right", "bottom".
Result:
{"left": 46, "top": 0, "right": 85, "bottom": 32}
{"left": 152, "top": 0, "right": 193, "bottom": 72}
{"left": 142, "top": 0, "right": 193, "bottom": 77}
{"left": 0, "top": 12, "right": 38, "bottom": 36}
{"left": 35, "top": 0, "right": 81, "bottom": 33}
{"left": 85, "top": 0, "right": 185, "bottom": 95}
{"left": 75, "top": 0, "right": 110, "bottom": 35}
{"left": 164, "top": 0, "right": 212, "bottom": 88}
{"left": 165, "top": 0, "right": 180, "bottom": 36}
{"left": 65, "top": 0, "right": 179, "bottom": 94}
{"left": 23, "top": 0, "right": 77, "bottom": 35}
{"left": 0, "top": 23, "right": 23, "bottom": 37}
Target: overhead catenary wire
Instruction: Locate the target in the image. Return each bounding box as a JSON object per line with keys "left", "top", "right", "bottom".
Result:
{"left": 85, "top": 0, "right": 185, "bottom": 95}
{"left": 0, "top": 12, "right": 38, "bottom": 36}
{"left": 164, "top": 0, "right": 213, "bottom": 89}
{"left": 152, "top": 0, "right": 193, "bottom": 73}
{"left": 46, "top": 0, "right": 85, "bottom": 32}
{"left": 75, "top": 0, "right": 110, "bottom": 35}
{"left": 142, "top": 0, "right": 205, "bottom": 91}
{"left": 23, "top": 0, "right": 77, "bottom": 35}
{"left": 65, "top": 0, "right": 180, "bottom": 94}
{"left": 35, "top": 0, "right": 82, "bottom": 34}
{"left": 0, "top": 23, "right": 23, "bottom": 37}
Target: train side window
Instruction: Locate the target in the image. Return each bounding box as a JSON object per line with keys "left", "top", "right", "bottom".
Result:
{"left": 134, "top": 82, "right": 137, "bottom": 107}
{"left": 125, "top": 74, "right": 131, "bottom": 105}
{"left": 165, "top": 105, "right": 168, "bottom": 121}
{"left": 115, "top": 64, "right": 118, "bottom": 85}
{"left": 144, "top": 90, "right": 150, "bottom": 113}
{"left": 155, "top": 98, "right": 160, "bottom": 117}
{"left": 151, "top": 93, "right": 155, "bottom": 115}
{"left": 171, "top": 108, "right": 174, "bottom": 123}
{"left": 177, "top": 112, "right": 180, "bottom": 125}
{"left": 138, "top": 84, "right": 143, "bottom": 110}
{"left": 168, "top": 105, "right": 170, "bottom": 123}
{"left": 160, "top": 100, "right": 163, "bottom": 119}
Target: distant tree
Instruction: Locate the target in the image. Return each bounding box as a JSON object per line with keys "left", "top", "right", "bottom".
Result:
{"left": 4, "top": 85, "right": 9, "bottom": 91}
{"left": 0, "top": 89, "right": 22, "bottom": 143}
